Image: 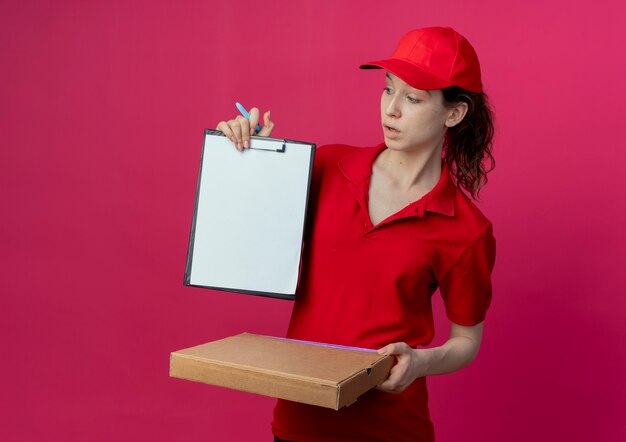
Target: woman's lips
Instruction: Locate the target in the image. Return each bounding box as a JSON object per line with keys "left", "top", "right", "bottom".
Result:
{"left": 383, "top": 124, "right": 401, "bottom": 139}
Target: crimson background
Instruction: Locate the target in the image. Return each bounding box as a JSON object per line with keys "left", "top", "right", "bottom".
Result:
{"left": 1, "top": 1, "right": 625, "bottom": 441}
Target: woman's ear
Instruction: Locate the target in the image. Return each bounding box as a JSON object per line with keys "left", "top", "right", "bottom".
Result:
{"left": 445, "top": 102, "right": 469, "bottom": 128}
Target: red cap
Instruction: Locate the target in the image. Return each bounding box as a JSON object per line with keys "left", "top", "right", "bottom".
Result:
{"left": 360, "top": 27, "right": 483, "bottom": 93}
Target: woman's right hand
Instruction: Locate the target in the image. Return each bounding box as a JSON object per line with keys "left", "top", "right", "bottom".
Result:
{"left": 216, "top": 108, "right": 275, "bottom": 151}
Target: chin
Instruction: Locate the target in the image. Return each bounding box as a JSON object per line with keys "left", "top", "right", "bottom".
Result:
{"left": 383, "top": 138, "right": 408, "bottom": 151}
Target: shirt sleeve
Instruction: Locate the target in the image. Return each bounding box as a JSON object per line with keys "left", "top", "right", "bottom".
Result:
{"left": 438, "top": 225, "right": 496, "bottom": 326}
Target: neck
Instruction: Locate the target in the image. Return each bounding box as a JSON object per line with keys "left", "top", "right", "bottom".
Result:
{"left": 375, "top": 143, "right": 443, "bottom": 193}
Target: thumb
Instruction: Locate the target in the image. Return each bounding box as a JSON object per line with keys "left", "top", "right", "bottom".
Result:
{"left": 248, "top": 107, "right": 260, "bottom": 135}
{"left": 258, "top": 110, "right": 274, "bottom": 137}
{"left": 378, "top": 344, "right": 392, "bottom": 355}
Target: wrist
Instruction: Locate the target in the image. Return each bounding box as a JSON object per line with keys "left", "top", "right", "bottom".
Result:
{"left": 421, "top": 346, "right": 446, "bottom": 377}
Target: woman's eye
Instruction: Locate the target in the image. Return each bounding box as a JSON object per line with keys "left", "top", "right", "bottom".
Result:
{"left": 407, "top": 96, "right": 421, "bottom": 104}
{"left": 384, "top": 87, "right": 394, "bottom": 95}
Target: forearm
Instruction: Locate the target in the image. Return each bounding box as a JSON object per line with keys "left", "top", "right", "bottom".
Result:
{"left": 377, "top": 322, "right": 484, "bottom": 393}
{"left": 421, "top": 332, "right": 481, "bottom": 376}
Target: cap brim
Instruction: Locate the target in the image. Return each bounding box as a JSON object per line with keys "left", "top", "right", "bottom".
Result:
{"left": 360, "top": 58, "right": 455, "bottom": 91}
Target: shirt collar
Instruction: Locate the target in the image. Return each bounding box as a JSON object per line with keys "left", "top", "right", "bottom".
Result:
{"left": 338, "top": 143, "right": 456, "bottom": 217}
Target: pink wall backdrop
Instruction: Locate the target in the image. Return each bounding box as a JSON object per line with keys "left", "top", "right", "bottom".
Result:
{"left": 2, "top": 0, "right": 625, "bottom": 441}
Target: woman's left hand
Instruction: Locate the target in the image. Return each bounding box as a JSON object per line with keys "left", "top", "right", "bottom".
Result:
{"left": 375, "top": 343, "right": 432, "bottom": 394}
{"left": 375, "top": 322, "right": 485, "bottom": 394}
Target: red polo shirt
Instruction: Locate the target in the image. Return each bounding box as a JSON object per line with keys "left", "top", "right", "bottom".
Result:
{"left": 272, "top": 144, "right": 495, "bottom": 442}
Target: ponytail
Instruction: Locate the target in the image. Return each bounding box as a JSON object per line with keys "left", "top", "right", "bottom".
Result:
{"left": 442, "top": 86, "right": 495, "bottom": 199}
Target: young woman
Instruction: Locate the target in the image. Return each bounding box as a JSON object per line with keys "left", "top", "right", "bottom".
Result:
{"left": 217, "top": 26, "right": 496, "bottom": 442}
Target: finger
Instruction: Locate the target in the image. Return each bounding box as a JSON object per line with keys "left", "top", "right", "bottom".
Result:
{"left": 248, "top": 107, "right": 260, "bottom": 135}
{"left": 378, "top": 342, "right": 408, "bottom": 355}
{"left": 377, "top": 377, "right": 403, "bottom": 394}
{"left": 236, "top": 115, "right": 251, "bottom": 149}
{"left": 227, "top": 119, "right": 243, "bottom": 151}
{"left": 376, "top": 379, "right": 395, "bottom": 392}
{"left": 377, "top": 364, "right": 409, "bottom": 394}
{"left": 216, "top": 121, "right": 237, "bottom": 145}
{"left": 258, "top": 110, "right": 274, "bottom": 137}
{"left": 377, "top": 344, "right": 391, "bottom": 355}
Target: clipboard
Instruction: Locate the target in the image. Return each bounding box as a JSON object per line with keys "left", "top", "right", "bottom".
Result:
{"left": 184, "top": 129, "right": 316, "bottom": 300}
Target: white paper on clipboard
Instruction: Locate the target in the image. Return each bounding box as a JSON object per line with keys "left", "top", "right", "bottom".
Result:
{"left": 184, "top": 130, "right": 316, "bottom": 300}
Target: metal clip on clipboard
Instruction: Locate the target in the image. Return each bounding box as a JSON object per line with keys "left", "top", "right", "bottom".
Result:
{"left": 209, "top": 129, "right": 286, "bottom": 152}
{"left": 248, "top": 135, "right": 286, "bottom": 152}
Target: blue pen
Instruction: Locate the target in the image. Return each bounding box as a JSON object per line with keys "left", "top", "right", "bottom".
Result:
{"left": 235, "top": 102, "right": 262, "bottom": 134}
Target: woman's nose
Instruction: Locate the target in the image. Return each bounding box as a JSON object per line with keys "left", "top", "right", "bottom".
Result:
{"left": 384, "top": 96, "right": 401, "bottom": 118}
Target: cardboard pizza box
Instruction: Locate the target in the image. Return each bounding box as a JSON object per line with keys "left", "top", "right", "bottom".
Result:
{"left": 170, "top": 332, "right": 393, "bottom": 410}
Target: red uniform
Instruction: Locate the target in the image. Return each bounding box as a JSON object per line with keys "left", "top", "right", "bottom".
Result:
{"left": 272, "top": 143, "right": 496, "bottom": 442}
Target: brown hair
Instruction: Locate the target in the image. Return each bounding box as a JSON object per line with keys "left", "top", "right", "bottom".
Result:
{"left": 442, "top": 86, "right": 495, "bottom": 200}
